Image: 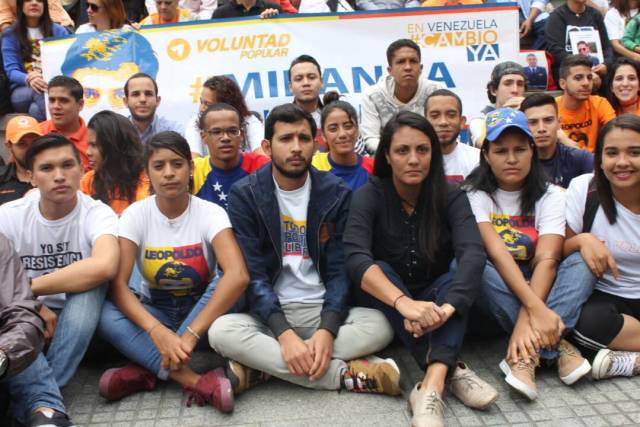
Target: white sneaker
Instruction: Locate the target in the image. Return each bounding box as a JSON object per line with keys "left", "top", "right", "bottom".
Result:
{"left": 592, "top": 349, "right": 639, "bottom": 380}
{"left": 557, "top": 340, "right": 591, "bottom": 385}
{"left": 408, "top": 384, "right": 444, "bottom": 427}
{"left": 499, "top": 356, "right": 538, "bottom": 400}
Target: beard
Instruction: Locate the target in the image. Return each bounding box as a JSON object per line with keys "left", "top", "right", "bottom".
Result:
{"left": 130, "top": 105, "right": 157, "bottom": 123}
{"left": 272, "top": 155, "right": 311, "bottom": 179}
{"left": 440, "top": 132, "right": 460, "bottom": 147}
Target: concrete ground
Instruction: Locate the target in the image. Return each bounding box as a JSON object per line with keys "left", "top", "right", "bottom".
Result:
{"left": 59, "top": 338, "right": 640, "bottom": 427}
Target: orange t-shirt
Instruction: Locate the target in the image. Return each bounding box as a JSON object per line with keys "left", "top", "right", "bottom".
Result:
{"left": 39, "top": 118, "right": 90, "bottom": 171}
{"left": 80, "top": 171, "right": 150, "bottom": 215}
{"left": 555, "top": 95, "right": 616, "bottom": 153}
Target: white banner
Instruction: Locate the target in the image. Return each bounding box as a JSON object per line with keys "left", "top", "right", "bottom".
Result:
{"left": 42, "top": 5, "right": 519, "bottom": 126}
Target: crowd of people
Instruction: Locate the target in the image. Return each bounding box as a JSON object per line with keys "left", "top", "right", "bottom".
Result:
{"left": 1, "top": 1, "right": 640, "bottom": 427}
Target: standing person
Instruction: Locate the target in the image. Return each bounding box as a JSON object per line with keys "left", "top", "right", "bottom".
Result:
{"left": 605, "top": 58, "right": 640, "bottom": 115}
{"left": 311, "top": 92, "right": 373, "bottom": 191}
{"left": 97, "top": 131, "right": 249, "bottom": 412}
{"left": 140, "top": 0, "right": 195, "bottom": 24}
{"left": 210, "top": 104, "right": 400, "bottom": 401}
{"left": 192, "top": 103, "right": 269, "bottom": 210}
{"left": 1, "top": 0, "right": 68, "bottom": 121}
{"left": 464, "top": 108, "right": 596, "bottom": 400}
{"left": 0, "top": 133, "right": 119, "bottom": 390}
{"left": 75, "top": 0, "right": 131, "bottom": 32}
{"left": 184, "top": 75, "right": 264, "bottom": 157}
{"left": 565, "top": 115, "right": 640, "bottom": 380}
{"left": 80, "top": 110, "right": 149, "bottom": 215}
{"left": 344, "top": 111, "right": 497, "bottom": 427}
{"left": 521, "top": 93, "right": 594, "bottom": 188}
{"left": 124, "top": 72, "right": 184, "bottom": 145}
{"left": 360, "top": 38, "right": 442, "bottom": 153}
{"left": 0, "top": 115, "right": 42, "bottom": 205}
{"left": 39, "top": 76, "right": 91, "bottom": 170}
{"left": 424, "top": 89, "right": 480, "bottom": 182}
{"left": 468, "top": 61, "right": 527, "bottom": 147}
{"left": 556, "top": 55, "right": 616, "bottom": 152}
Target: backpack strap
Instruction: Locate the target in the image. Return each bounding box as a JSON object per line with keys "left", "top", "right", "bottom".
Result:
{"left": 582, "top": 177, "right": 600, "bottom": 233}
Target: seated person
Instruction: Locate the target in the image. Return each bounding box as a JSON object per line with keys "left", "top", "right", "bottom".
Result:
{"left": 521, "top": 93, "right": 594, "bottom": 189}
{"left": 140, "top": 0, "right": 195, "bottom": 24}
{"left": 209, "top": 104, "right": 399, "bottom": 400}
{"left": 211, "top": 0, "right": 281, "bottom": 18}
{"left": 311, "top": 91, "right": 373, "bottom": 191}
{"left": 75, "top": 0, "right": 132, "bottom": 33}
{"left": 0, "top": 0, "right": 73, "bottom": 31}
{"left": 97, "top": 131, "right": 249, "bottom": 412}
{"left": 2, "top": 0, "right": 69, "bottom": 121}
{"left": 0, "top": 115, "right": 42, "bottom": 205}
{"left": 192, "top": 103, "right": 270, "bottom": 210}
{"left": 344, "top": 111, "right": 497, "bottom": 427}
{"left": 0, "top": 135, "right": 119, "bottom": 398}
{"left": 356, "top": 0, "right": 420, "bottom": 9}
{"left": 605, "top": 58, "right": 640, "bottom": 116}
{"left": 81, "top": 110, "right": 149, "bottom": 215}
{"left": 0, "top": 233, "right": 75, "bottom": 427}
{"left": 464, "top": 109, "right": 596, "bottom": 400}
{"left": 566, "top": 115, "right": 640, "bottom": 381}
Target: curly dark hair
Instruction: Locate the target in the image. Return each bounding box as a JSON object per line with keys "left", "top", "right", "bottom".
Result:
{"left": 199, "top": 76, "right": 250, "bottom": 129}
{"left": 87, "top": 111, "right": 145, "bottom": 205}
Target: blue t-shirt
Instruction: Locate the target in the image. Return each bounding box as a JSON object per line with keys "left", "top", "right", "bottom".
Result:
{"left": 541, "top": 143, "right": 594, "bottom": 189}
{"left": 311, "top": 153, "right": 373, "bottom": 191}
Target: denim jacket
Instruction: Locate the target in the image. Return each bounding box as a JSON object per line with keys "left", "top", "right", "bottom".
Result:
{"left": 227, "top": 164, "right": 352, "bottom": 337}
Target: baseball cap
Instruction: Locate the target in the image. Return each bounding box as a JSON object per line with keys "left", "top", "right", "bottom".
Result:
{"left": 6, "top": 115, "right": 43, "bottom": 144}
{"left": 490, "top": 61, "right": 526, "bottom": 87}
{"left": 485, "top": 108, "right": 533, "bottom": 143}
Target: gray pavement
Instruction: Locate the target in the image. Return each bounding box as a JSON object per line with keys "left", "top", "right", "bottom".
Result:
{"left": 61, "top": 338, "right": 640, "bottom": 427}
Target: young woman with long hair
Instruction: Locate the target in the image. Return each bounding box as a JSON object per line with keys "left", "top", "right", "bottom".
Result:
{"left": 605, "top": 58, "right": 640, "bottom": 115}
{"left": 344, "top": 111, "right": 497, "bottom": 427}
{"left": 75, "top": 0, "right": 131, "bottom": 33}
{"left": 1, "top": 0, "right": 68, "bottom": 121}
{"left": 464, "top": 108, "right": 595, "bottom": 400}
{"left": 97, "top": 131, "right": 249, "bottom": 413}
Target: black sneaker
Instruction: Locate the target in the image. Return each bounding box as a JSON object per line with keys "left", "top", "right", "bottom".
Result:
{"left": 28, "top": 409, "right": 76, "bottom": 427}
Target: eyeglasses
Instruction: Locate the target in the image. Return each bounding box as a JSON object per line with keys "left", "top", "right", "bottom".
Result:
{"left": 205, "top": 127, "right": 241, "bottom": 138}
{"left": 87, "top": 2, "right": 102, "bottom": 12}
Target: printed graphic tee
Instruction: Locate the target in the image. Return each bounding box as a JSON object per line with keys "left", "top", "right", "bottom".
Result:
{"left": 467, "top": 185, "right": 566, "bottom": 267}
{"left": 119, "top": 195, "right": 231, "bottom": 298}
{"left": 273, "top": 174, "right": 325, "bottom": 305}
{"left": 443, "top": 142, "right": 480, "bottom": 182}
{"left": 556, "top": 95, "right": 616, "bottom": 152}
{"left": 0, "top": 191, "right": 118, "bottom": 309}
{"left": 566, "top": 174, "right": 640, "bottom": 298}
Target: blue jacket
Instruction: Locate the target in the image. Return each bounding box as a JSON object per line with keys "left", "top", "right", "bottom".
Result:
{"left": 2, "top": 24, "right": 69, "bottom": 91}
{"left": 227, "top": 164, "right": 352, "bottom": 337}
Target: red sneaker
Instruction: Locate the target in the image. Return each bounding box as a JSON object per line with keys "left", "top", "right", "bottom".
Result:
{"left": 185, "top": 368, "right": 234, "bottom": 413}
{"left": 98, "top": 364, "right": 157, "bottom": 401}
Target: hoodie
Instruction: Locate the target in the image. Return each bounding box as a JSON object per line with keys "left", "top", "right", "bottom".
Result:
{"left": 360, "top": 75, "right": 443, "bottom": 152}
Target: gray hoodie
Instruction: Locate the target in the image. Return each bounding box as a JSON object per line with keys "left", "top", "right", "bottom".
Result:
{"left": 360, "top": 75, "right": 443, "bottom": 153}
{"left": 356, "top": 0, "right": 421, "bottom": 10}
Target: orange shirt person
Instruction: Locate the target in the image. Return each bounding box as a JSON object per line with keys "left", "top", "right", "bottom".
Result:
{"left": 555, "top": 55, "right": 616, "bottom": 152}
{"left": 140, "top": 0, "right": 194, "bottom": 24}
{"left": 80, "top": 111, "right": 149, "bottom": 215}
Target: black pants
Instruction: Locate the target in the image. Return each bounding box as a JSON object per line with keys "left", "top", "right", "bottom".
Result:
{"left": 571, "top": 290, "right": 640, "bottom": 360}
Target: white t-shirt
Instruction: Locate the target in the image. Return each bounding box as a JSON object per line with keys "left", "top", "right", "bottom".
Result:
{"left": 605, "top": 8, "right": 625, "bottom": 40}
{"left": 273, "top": 174, "right": 325, "bottom": 305}
{"left": 184, "top": 113, "right": 264, "bottom": 156}
{"left": 566, "top": 174, "right": 640, "bottom": 298}
{"left": 444, "top": 141, "right": 480, "bottom": 182}
{"left": 0, "top": 191, "right": 118, "bottom": 309}
{"left": 467, "top": 185, "right": 566, "bottom": 261}
{"left": 119, "top": 195, "right": 231, "bottom": 298}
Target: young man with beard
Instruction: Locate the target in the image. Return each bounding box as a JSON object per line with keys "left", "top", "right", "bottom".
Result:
{"left": 360, "top": 38, "right": 442, "bottom": 153}
{"left": 0, "top": 115, "right": 42, "bottom": 205}
{"left": 555, "top": 55, "right": 616, "bottom": 153}
{"left": 521, "top": 93, "right": 594, "bottom": 188}
{"left": 209, "top": 103, "right": 400, "bottom": 398}
{"left": 124, "top": 73, "right": 184, "bottom": 145}
{"left": 424, "top": 89, "right": 480, "bottom": 182}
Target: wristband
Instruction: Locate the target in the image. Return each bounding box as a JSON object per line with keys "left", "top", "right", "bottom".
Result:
{"left": 186, "top": 326, "right": 200, "bottom": 340}
{"left": 393, "top": 294, "right": 407, "bottom": 310}
{"left": 146, "top": 322, "right": 161, "bottom": 336}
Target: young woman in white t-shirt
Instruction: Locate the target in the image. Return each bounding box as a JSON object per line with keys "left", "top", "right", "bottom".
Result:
{"left": 567, "top": 115, "right": 640, "bottom": 380}
{"left": 97, "top": 131, "right": 249, "bottom": 413}
{"left": 464, "top": 108, "right": 595, "bottom": 400}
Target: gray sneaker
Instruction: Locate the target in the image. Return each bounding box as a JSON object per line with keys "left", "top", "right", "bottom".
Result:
{"left": 408, "top": 384, "right": 444, "bottom": 427}
{"left": 592, "top": 349, "right": 639, "bottom": 380}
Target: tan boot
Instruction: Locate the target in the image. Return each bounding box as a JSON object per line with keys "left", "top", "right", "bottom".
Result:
{"left": 343, "top": 356, "right": 401, "bottom": 396}
{"left": 225, "top": 360, "right": 270, "bottom": 395}
{"left": 557, "top": 340, "right": 591, "bottom": 385}
{"left": 499, "top": 354, "right": 539, "bottom": 400}
{"left": 408, "top": 384, "right": 445, "bottom": 427}
{"left": 448, "top": 361, "right": 498, "bottom": 410}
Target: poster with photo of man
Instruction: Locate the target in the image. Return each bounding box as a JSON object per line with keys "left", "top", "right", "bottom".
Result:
{"left": 569, "top": 28, "right": 604, "bottom": 67}
{"left": 519, "top": 51, "right": 548, "bottom": 90}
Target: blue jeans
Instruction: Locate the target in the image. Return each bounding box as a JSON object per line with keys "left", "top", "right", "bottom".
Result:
{"left": 3, "top": 354, "right": 66, "bottom": 424}
{"left": 477, "top": 252, "right": 597, "bottom": 359}
{"left": 99, "top": 277, "right": 238, "bottom": 380}
{"left": 10, "top": 86, "right": 46, "bottom": 122}
{"left": 356, "top": 260, "right": 467, "bottom": 371}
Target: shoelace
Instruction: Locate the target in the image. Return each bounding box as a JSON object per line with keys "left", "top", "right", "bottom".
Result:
{"left": 452, "top": 370, "right": 481, "bottom": 390}
{"left": 345, "top": 369, "right": 378, "bottom": 392}
{"left": 608, "top": 352, "right": 637, "bottom": 377}
{"left": 184, "top": 387, "right": 207, "bottom": 407}
{"left": 559, "top": 341, "right": 579, "bottom": 358}
{"left": 514, "top": 358, "right": 536, "bottom": 376}
{"left": 423, "top": 392, "right": 444, "bottom": 415}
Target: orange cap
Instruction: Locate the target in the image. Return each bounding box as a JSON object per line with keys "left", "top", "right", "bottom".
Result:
{"left": 6, "top": 115, "right": 43, "bottom": 144}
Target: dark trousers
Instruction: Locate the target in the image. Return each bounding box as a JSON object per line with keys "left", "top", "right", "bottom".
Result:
{"left": 355, "top": 260, "right": 467, "bottom": 371}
